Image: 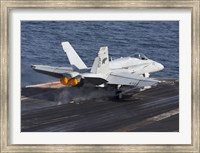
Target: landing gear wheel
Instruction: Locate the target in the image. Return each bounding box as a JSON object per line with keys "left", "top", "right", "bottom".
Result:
{"left": 116, "top": 90, "right": 123, "bottom": 99}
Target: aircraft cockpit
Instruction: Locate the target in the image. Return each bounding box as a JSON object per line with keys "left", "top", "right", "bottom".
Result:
{"left": 131, "top": 53, "right": 148, "bottom": 60}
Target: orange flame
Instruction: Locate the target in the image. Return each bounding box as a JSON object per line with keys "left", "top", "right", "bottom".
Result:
{"left": 68, "top": 78, "right": 79, "bottom": 86}
{"left": 60, "top": 77, "right": 69, "bottom": 85}
{"left": 60, "top": 77, "right": 79, "bottom": 86}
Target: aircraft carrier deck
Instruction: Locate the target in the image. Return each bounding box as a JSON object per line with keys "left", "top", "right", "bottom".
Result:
{"left": 21, "top": 78, "right": 179, "bottom": 132}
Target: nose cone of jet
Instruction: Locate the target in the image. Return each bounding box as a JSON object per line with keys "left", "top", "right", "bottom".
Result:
{"left": 157, "top": 63, "right": 164, "bottom": 71}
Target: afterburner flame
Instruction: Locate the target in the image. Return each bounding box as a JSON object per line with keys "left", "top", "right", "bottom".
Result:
{"left": 60, "top": 77, "right": 69, "bottom": 85}
{"left": 60, "top": 77, "right": 79, "bottom": 86}
{"left": 68, "top": 78, "right": 79, "bottom": 86}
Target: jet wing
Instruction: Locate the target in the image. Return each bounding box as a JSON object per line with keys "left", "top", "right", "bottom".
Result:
{"left": 31, "top": 65, "right": 79, "bottom": 78}
{"left": 107, "top": 71, "right": 159, "bottom": 87}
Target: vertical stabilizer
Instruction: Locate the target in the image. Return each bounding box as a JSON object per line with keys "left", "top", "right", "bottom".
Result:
{"left": 61, "top": 42, "right": 87, "bottom": 69}
{"left": 91, "top": 46, "right": 109, "bottom": 74}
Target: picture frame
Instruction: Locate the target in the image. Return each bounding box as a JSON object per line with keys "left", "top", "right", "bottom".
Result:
{"left": 0, "top": 0, "right": 199, "bottom": 152}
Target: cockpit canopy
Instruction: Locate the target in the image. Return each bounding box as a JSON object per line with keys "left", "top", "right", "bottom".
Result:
{"left": 131, "top": 53, "right": 148, "bottom": 60}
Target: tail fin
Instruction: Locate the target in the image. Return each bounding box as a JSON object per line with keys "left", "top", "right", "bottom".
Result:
{"left": 61, "top": 42, "right": 87, "bottom": 69}
{"left": 91, "top": 46, "right": 109, "bottom": 74}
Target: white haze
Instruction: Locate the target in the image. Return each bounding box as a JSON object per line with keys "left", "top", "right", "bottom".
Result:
{"left": 55, "top": 87, "right": 115, "bottom": 104}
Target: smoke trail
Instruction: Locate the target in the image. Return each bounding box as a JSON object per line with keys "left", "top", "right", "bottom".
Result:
{"left": 55, "top": 86, "right": 115, "bottom": 104}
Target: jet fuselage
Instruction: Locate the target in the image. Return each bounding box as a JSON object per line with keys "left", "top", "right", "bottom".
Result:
{"left": 109, "top": 56, "right": 164, "bottom": 75}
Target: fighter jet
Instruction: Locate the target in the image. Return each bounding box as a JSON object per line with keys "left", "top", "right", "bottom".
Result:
{"left": 31, "top": 42, "right": 164, "bottom": 98}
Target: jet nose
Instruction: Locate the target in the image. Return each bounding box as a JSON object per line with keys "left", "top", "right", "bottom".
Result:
{"left": 157, "top": 63, "right": 164, "bottom": 70}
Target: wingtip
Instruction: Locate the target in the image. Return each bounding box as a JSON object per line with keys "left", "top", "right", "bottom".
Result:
{"left": 31, "top": 64, "right": 36, "bottom": 69}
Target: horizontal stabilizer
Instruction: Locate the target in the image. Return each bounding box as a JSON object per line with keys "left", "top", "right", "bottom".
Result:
{"left": 31, "top": 65, "right": 79, "bottom": 78}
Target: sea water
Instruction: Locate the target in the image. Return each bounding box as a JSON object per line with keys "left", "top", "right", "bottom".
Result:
{"left": 21, "top": 21, "right": 179, "bottom": 87}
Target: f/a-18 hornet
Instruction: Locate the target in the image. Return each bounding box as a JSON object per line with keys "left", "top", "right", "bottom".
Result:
{"left": 31, "top": 42, "right": 164, "bottom": 98}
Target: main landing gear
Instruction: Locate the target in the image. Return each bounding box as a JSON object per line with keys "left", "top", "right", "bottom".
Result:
{"left": 115, "top": 85, "right": 123, "bottom": 99}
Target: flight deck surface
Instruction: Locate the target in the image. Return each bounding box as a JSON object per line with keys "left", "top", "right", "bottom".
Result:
{"left": 21, "top": 79, "right": 179, "bottom": 132}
